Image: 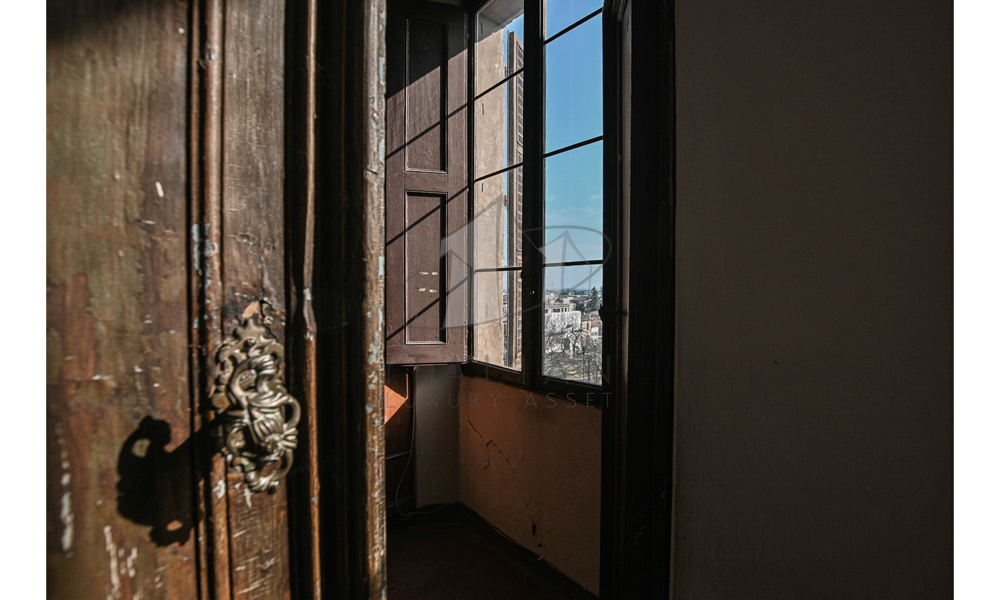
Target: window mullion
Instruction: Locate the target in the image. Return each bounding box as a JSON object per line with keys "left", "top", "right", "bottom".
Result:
{"left": 466, "top": 4, "right": 476, "bottom": 362}
{"left": 474, "top": 161, "right": 525, "bottom": 183}
{"left": 543, "top": 6, "right": 602, "bottom": 44}
{"left": 474, "top": 266, "right": 524, "bottom": 273}
{"left": 474, "top": 66, "right": 525, "bottom": 101}
{"left": 542, "top": 259, "right": 604, "bottom": 268}
{"left": 543, "top": 134, "right": 603, "bottom": 159}
{"left": 521, "top": 0, "right": 545, "bottom": 390}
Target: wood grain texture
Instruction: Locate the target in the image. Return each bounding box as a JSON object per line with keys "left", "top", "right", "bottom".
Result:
{"left": 403, "top": 192, "right": 448, "bottom": 342}
{"left": 47, "top": 1, "right": 198, "bottom": 598}
{"left": 190, "top": 1, "right": 233, "bottom": 598}
{"left": 386, "top": 0, "right": 468, "bottom": 365}
{"left": 361, "top": 5, "right": 388, "bottom": 596}
{"left": 313, "top": 0, "right": 387, "bottom": 597}
{"left": 283, "top": 0, "right": 323, "bottom": 598}
{"left": 405, "top": 19, "right": 448, "bottom": 171}
{"left": 220, "top": 1, "right": 291, "bottom": 599}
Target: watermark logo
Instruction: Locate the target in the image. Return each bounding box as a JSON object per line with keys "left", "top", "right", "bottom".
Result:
{"left": 386, "top": 190, "right": 611, "bottom": 329}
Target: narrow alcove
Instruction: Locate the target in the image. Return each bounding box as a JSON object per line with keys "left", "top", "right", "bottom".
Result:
{"left": 382, "top": 0, "right": 607, "bottom": 597}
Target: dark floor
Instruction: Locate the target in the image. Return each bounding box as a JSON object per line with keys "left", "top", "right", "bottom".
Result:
{"left": 387, "top": 505, "right": 597, "bottom": 600}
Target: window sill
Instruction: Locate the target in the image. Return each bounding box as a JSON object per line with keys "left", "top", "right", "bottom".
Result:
{"left": 460, "top": 361, "right": 607, "bottom": 409}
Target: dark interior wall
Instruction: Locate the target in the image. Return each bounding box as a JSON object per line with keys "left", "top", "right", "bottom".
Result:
{"left": 673, "top": 1, "right": 953, "bottom": 598}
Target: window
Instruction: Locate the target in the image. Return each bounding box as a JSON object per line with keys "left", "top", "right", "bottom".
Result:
{"left": 469, "top": 0, "right": 605, "bottom": 393}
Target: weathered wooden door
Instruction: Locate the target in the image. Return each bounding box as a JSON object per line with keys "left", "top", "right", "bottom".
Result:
{"left": 47, "top": 1, "right": 386, "bottom": 599}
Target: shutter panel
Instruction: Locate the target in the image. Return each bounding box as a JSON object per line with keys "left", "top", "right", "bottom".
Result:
{"left": 386, "top": 0, "right": 468, "bottom": 364}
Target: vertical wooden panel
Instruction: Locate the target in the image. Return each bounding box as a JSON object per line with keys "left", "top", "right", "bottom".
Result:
{"left": 405, "top": 193, "right": 447, "bottom": 343}
{"left": 221, "top": 1, "right": 291, "bottom": 599}
{"left": 47, "top": 1, "right": 198, "bottom": 599}
{"left": 386, "top": 0, "right": 468, "bottom": 365}
{"left": 405, "top": 19, "right": 448, "bottom": 172}
{"left": 313, "top": 0, "right": 387, "bottom": 596}
{"left": 362, "top": 4, "right": 389, "bottom": 592}
{"left": 283, "top": 0, "right": 323, "bottom": 598}
{"left": 601, "top": 1, "right": 677, "bottom": 599}
{"left": 191, "top": 1, "right": 232, "bottom": 599}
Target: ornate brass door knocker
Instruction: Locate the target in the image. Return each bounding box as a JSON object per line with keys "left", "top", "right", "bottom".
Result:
{"left": 212, "top": 308, "right": 300, "bottom": 493}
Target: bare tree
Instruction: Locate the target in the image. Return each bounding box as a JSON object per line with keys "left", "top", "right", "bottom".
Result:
{"left": 542, "top": 311, "right": 602, "bottom": 384}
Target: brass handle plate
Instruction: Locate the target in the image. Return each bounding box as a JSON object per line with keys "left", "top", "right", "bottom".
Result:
{"left": 212, "top": 309, "right": 300, "bottom": 493}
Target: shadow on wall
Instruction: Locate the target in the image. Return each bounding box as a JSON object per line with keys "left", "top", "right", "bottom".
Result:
{"left": 116, "top": 416, "right": 202, "bottom": 547}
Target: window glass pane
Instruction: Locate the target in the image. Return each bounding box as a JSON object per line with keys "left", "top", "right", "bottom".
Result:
{"left": 545, "top": 13, "right": 602, "bottom": 152}
{"left": 542, "top": 266, "right": 603, "bottom": 385}
{"left": 474, "top": 73, "right": 524, "bottom": 178}
{"left": 543, "top": 142, "right": 603, "bottom": 262}
{"left": 476, "top": 0, "right": 525, "bottom": 95}
{"left": 544, "top": 0, "right": 602, "bottom": 40}
{"left": 473, "top": 167, "right": 523, "bottom": 269}
{"left": 473, "top": 269, "right": 522, "bottom": 370}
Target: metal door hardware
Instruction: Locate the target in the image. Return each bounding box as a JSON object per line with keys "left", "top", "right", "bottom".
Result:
{"left": 212, "top": 310, "right": 300, "bottom": 493}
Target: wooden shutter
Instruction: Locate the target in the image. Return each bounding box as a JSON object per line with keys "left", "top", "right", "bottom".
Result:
{"left": 385, "top": 0, "right": 468, "bottom": 365}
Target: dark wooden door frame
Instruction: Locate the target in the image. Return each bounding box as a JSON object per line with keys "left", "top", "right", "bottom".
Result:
{"left": 600, "top": 1, "right": 677, "bottom": 598}
{"left": 283, "top": 1, "right": 388, "bottom": 599}
{"left": 310, "top": 0, "right": 387, "bottom": 597}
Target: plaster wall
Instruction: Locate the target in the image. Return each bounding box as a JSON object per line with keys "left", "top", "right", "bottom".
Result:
{"left": 458, "top": 377, "right": 602, "bottom": 594}
{"left": 673, "top": 1, "right": 953, "bottom": 597}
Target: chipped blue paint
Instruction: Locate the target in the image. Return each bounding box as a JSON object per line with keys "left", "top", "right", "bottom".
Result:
{"left": 191, "top": 223, "right": 205, "bottom": 271}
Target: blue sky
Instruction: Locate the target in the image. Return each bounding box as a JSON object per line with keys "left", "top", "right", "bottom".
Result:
{"left": 544, "top": 2, "right": 604, "bottom": 291}
{"left": 496, "top": 1, "right": 604, "bottom": 291}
